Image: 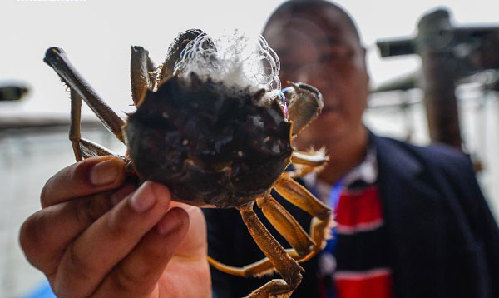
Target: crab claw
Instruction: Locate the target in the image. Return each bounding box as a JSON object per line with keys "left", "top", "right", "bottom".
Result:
{"left": 282, "top": 82, "right": 324, "bottom": 137}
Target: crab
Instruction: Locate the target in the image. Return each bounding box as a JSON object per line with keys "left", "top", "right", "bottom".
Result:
{"left": 43, "top": 29, "right": 331, "bottom": 298}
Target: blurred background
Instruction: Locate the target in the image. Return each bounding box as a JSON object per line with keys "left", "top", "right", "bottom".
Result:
{"left": 1, "top": 0, "right": 498, "bottom": 296}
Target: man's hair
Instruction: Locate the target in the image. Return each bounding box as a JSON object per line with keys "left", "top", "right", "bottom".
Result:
{"left": 263, "top": 0, "right": 361, "bottom": 42}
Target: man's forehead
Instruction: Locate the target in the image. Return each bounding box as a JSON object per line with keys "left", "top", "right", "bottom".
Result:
{"left": 264, "top": 10, "right": 350, "bottom": 48}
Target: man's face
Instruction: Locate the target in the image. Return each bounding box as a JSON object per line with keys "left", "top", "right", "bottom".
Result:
{"left": 264, "top": 8, "right": 369, "bottom": 149}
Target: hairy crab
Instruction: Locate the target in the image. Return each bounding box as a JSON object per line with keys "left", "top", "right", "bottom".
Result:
{"left": 44, "top": 29, "right": 331, "bottom": 298}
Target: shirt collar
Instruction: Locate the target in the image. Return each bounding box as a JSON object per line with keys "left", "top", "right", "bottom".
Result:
{"left": 304, "top": 143, "right": 378, "bottom": 203}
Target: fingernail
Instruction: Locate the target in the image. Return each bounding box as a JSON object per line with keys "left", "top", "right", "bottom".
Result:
{"left": 156, "top": 208, "right": 184, "bottom": 235}
{"left": 130, "top": 182, "right": 157, "bottom": 212}
{"left": 90, "top": 160, "right": 119, "bottom": 186}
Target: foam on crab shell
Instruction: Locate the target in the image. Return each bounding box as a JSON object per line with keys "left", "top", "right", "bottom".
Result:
{"left": 173, "top": 29, "right": 281, "bottom": 106}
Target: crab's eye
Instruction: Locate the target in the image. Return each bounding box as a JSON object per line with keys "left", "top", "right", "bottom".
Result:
{"left": 278, "top": 91, "right": 289, "bottom": 120}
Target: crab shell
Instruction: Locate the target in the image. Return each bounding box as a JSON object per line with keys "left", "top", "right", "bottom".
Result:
{"left": 124, "top": 73, "right": 292, "bottom": 208}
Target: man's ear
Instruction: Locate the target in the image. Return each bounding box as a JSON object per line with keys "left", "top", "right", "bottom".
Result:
{"left": 361, "top": 46, "right": 367, "bottom": 59}
{"left": 360, "top": 45, "right": 371, "bottom": 91}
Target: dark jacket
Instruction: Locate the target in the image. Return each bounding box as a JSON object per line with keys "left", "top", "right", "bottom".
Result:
{"left": 203, "top": 134, "right": 499, "bottom": 298}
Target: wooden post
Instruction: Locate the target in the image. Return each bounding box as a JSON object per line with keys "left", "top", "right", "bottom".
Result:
{"left": 376, "top": 8, "right": 499, "bottom": 150}
{"left": 417, "top": 9, "right": 463, "bottom": 149}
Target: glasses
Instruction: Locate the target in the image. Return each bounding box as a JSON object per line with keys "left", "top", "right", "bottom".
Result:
{"left": 279, "top": 45, "right": 355, "bottom": 78}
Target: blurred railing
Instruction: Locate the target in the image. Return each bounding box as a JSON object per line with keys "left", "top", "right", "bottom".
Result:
{"left": 0, "top": 120, "right": 122, "bottom": 297}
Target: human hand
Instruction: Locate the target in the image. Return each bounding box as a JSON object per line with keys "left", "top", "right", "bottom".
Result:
{"left": 19, "top": 156, "right": 210, "bottom": 298}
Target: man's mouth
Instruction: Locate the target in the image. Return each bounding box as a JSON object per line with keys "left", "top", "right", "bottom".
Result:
{"left": 322, "top": 106, "right": 340, "bottom": 113}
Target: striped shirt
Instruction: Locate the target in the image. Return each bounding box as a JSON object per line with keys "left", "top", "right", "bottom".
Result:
{"left": 307, "top": 147, "right": 394, "bottom": 298}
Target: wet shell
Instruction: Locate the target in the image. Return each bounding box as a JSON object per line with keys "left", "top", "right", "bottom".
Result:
{"left": 124, "top": 73, "right": 292, "bottom": 208}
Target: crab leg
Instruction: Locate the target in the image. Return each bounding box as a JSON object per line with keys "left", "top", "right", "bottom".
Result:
{"left": 44, "top": 47, "right": 125, "bottom": 143}
{"left": 291, "top": 150, "right": 328, "bottom": 167}
{"left": 208, "top": 175, "right": 332, "bottom": 278}
{"left": 159, "top": 29, "right": 203, "bottom": 84}
{"left": 208, "top": 249, "right": 309, "bottom": 279}
{"left": 256, "top": 193, "right": 313, "bottom": 256}
{"left": 69, "top": 90, "right": 117, "bottom": 160}
{"left": 69, "top": 90, "right": 83, "bottom": 161}
{"left": 207, "top": 255, "right": 278, "bottom": 278}
{"left": 282, "top": 82, "right": 323, "bottom": 137}
{"left": 131, "top": 46, "right": 156, "bottom": 106}
{"left": 78, "top": 139, "right": 117, "bottom": 158}
{"left": 238, "top": 202, "right": 303, "bottom": 298}
{"left": 290, "top": 150, "right": 329, "bottom": 178}
{"left": 209, "top": 202, "right": 305, "bottom": 296}
{"left": 274, "top": 173, "right": 332, "bottom": 255}
{"left": 206, "top": 194, "right": 313, "bottom": 278}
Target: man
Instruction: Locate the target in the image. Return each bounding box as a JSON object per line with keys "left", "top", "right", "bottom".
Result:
{"left": 205, "top": 1, "right": 499, "bottom": 297}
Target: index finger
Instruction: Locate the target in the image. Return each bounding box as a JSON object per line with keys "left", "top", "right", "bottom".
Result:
{"left": 41, "top": 156, "right": 127, "bottom": 208}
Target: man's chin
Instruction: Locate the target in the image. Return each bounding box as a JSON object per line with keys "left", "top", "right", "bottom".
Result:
{"left": 293, "top": 130, "right": 345, "bottom": 150}
{"left": 316, "top": 108, "right": 343, "bottom": 124}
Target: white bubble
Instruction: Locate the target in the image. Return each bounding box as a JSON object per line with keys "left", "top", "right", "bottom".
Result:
{"left": 174, "top": 29, "right": 281, "bottom": 96}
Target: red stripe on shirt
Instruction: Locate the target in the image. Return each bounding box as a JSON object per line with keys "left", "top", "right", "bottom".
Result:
{"left": 335, "top": 186, "right": 383, "bottom": 228}
{"left": 335, "top": 269, "right": 393, "bottom": 298}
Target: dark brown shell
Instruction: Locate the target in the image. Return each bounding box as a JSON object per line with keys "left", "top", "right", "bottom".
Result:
{"left": 124, "top": 73, "right": 292, "bottom": 208}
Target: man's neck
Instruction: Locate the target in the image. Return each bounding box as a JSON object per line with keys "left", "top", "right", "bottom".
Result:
{"left": 317, "top": 126, "right": 369, "bottom": 185}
